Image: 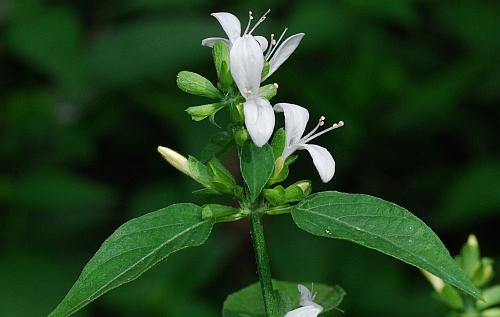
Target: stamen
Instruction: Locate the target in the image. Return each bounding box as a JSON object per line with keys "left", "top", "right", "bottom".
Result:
{"left": 265, "top": 33, "right": 276, "bottom": 59}
{"left": 243, "top": 11, "right": 254, "bottom": 35}
{"left": 248, "top": 9, "right": 271, "bottom": 34}
{"left": 302, "top": 116, "right": 325, "bottom": 140}
{"left": 267, "top": 27, "right": 288, "bottom": 59}
{"left": 302, "top": 119, "right": 344, "bottom": 144}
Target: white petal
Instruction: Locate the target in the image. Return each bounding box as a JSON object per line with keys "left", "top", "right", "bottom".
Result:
{"left": 263, "top": 33, "right": 305, "bottom": 81}
{"left": 254, "top": 35, "right": 269, "bottom": 52}
{"left": 299, "top": 144, "right": 335, "bottom": 183}
{"left": 274, "top": 103, "right": 309, "bottom": 148}
{"left": 230, "top": 35, "right": 264, "bottom": 98}
{"left": 211, "top": 12, "right": 241, "bottom": 43}
{"left": 284, "top": 306, "right": 323, "bottom": 317}
{"left": 201, "top": 37, "right": 230, "bottom": 47}
{"left": 244, "top": 97, "right": 275, "bottom": 147}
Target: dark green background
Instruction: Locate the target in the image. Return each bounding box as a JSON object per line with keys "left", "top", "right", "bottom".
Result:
{"left": 1, "top": 0, "right": 499, "bottom": 316}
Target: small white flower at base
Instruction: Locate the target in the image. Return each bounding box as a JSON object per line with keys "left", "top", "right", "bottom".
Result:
{"left": 230, "top": 35, "right": 276, "bottom": 147}
{"left": 284, "top": 284, "right": 323, "bottom": 317}
{"left": 274, "top": 103, "right": 343, "bottom": 183}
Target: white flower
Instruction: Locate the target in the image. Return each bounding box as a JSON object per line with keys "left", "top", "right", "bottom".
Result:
{"left": 201, "top": 11, "right": 270, "bottom": 51}
{"left": 284, "top": 284, "right": 323, "bottom": 317}
{"left": 202, "top": 11, "right": 304, "bottom": 81}
{"left": 230, "top": 35, "right": 276, "bottom": 147}
{"left": 274, "top": 103, "right": 343, "bottom": 183}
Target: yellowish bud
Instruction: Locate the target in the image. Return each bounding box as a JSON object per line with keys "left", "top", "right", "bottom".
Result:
{"left": 157, "top": 146, "right": 190, "bottom": 176}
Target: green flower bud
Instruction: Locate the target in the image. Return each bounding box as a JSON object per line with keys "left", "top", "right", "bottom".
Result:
{"left": 234, "top": 128, "right": 250, "bottom": 146}
{"left": 177, "top": 71, "right": 222, "bottom": 99}
{"left": 421, "top": 270, "right": 464, "bottom": 310}
{"left": 185, "top": 103, "right": 225, "bottom": 122}
{"left": 473, "top": 257, "right": 494, "bottom": 287}
{"left": 284, "top": 180, "right": 312, "bottom": 203}
{"left": 263, "top": 186, "right": 286, "bottom": 206}
{"left": 261, "top": 61, "right": 270, "bottom": 78}
{"left": 213, "top": 41, "right": 233, "bottom": 89}
{"left": 259, "top": 83, "right": 278, "bottom": 100}
{"left": 459, "top": 234, "right": 481, "bottom": 278}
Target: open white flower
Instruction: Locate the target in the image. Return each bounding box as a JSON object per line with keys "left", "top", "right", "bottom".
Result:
{"left": 274, "top": 103, "right": 343, "bottom": 183}
{"left": 201, "top": 11, "right": 270, "bottom": 51}
{"left": 284, "top": 284, "right": 323, "bottom": 317}
{"left": 230, "top": 35, "right": 276, "bottom": 147}
{"left": 202, "top": 10, "right": 304, "bottom": 81}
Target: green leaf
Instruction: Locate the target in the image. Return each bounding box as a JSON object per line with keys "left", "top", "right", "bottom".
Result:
{"left": 176, "top": 71, "right": 222, "bottom": 99}
{"left": 49, "top": 203, "right": 214, "bottom": 317}
{"left": 291, "top": 191, "right": 481, "bottom": 299}
{"left": 222, "top": 280, "right": 345, "bottom": 317}
{"left": 240, "top": 142, "right": 275, "bottom": 202}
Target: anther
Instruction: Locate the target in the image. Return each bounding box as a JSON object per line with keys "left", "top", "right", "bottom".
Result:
{"left": 249, "top": 9, "right": 271, "bottom": 34}
{"left": 273, "top": 83, "right": 279, "bottom": 88}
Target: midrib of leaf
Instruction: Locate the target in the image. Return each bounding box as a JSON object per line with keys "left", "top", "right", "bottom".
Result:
{"left": 58, "top": 219, "right": 209, "bottom": 316}
{"left": 297, "top": 206, "right": 462, "bottom": 291}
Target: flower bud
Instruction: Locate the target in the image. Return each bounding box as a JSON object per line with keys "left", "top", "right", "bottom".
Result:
{"left": 157, "top": 146, "right": 190, "bottom": 176}
{"left": 263, "top": 186, "right": 286, "bottom": 206}
{"left": 212, "top": 40, "right": 233, "bottom": 89}
{"left": 177, "top": 71, "right": 222, "bottom": 99}
{"left": 234, "top": 128, "right": 250, "bottom": 146}
{"left": 259, "top": 83, "right": 278, "bottom": 100}
{"left": 460, "top": 234, "right": 481, "bottom": 279}
{"left": 284, "top": 180, "right": 312, "bottom": 203}
{"left": 186, "top": 103, "right": 225, "bottom": 122}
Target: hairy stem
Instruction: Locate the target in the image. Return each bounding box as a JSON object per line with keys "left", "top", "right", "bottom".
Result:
{"left": 249, "top": 212, "right": 280, "bottom": 317}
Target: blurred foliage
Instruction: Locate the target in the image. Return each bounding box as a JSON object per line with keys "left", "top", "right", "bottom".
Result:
{"left": 0, "top": 0, "right": 499, "bottom": 316}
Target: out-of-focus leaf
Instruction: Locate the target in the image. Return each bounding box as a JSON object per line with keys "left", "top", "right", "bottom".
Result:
{"left": 6, "top": 7, "right": 83, "bottom": 89}
{"left": 434, "top": 162, "right": 500, "bottom": 228}
{"left": 84, "top": 19, "right": 208, "bottom": 89}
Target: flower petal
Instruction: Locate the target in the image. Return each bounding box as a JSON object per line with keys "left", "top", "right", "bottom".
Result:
{"left": 263, "top": 33, "right": 305, "bottom": 81}
{"left": 254, "top": 35, "right": 269, "bottom": 52}
{"left": 211, "top": 12, "right": 241, "bottom": 43}
{"left": 201, "top": 37, "right": 230, "bottom": 47}
{"left": 230, "top": 35, "right": 264, "bottom": 98}
{"left": 299, "top": 144, "right": 335, "bottom": 183}
{"left": 274, "top": 103, "right": 309, "bottom": 149}
{"left": 244, "top": 97, "right": 275, "bottom": 147}
{"left": 284, "top": 306, "right": 323, "bottom": 317}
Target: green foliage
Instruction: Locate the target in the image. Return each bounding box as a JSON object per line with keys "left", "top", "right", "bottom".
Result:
{"left": 292, "top": 191, "right": 481, "bottom": 299}
{"left": 222, "top": 280, "right": 345, "bottom": 317}
{"left": 240, "top": 142, "right": 275, "bottom": 202}
{"left": 49, "top": 203, "right": 214, "bottom": 317}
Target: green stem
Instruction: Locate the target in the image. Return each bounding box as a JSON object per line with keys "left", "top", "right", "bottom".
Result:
{"left": 249, "top": 212, "right": 280, "bottom": 317}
